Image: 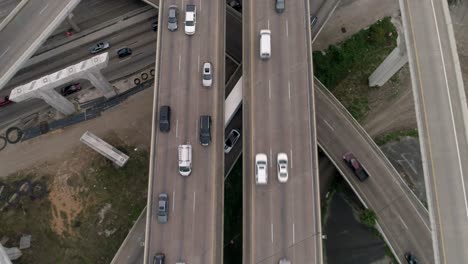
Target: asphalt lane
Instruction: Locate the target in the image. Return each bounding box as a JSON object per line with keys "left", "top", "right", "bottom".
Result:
{"left": 0, "top": 0, "right": 81, "bottom": 90}
{"left": 243, "top": 0, "right": 321, "bottom": 263}
{"left": 315, "top": 81, "right": 433, "bottom": 263}
{"left": 400, "top": 0, "right": 468, "bottom": 262}
{"left": 0, "top": 17, "right": 158, "bottom": 128}
{"left": 145, "top": 0, "right": 225, "bottom": 263}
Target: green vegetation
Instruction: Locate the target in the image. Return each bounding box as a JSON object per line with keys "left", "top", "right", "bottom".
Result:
{"left": 374, "top": 128, "right": 418, "bottom": 146}
{"left": 359, "top": 209, "right": 377, "bottom": 228}
{"left": 313, "top": 17, "right": 398, "bottom": 120}
{"left": 0, "top": 143, "right": 149, "bottom": 264}
{"left": 224, "top": 158, "right": 242, "bottom": 264}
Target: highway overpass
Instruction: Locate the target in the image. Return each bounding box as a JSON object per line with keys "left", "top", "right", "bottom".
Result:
{"left": 399, "top": 0, "right": 468, "bottom": 262}
{"left": 242, "top": 0, "right": 322, "bottom": 263}
{"left": 0, "top": 0, "right": 81, "bottom": 90}
{"left": 143, "top": 0, "right": 225, "bottom": 263}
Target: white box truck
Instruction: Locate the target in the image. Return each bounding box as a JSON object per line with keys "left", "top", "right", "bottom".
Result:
{"left": 178, "top": 144, "right": 192, "bottom": 176}
{"left": 259, "top": 29, "right": 271, "bottom": 59}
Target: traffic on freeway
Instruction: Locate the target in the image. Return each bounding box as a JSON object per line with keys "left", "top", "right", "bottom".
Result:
{"left": 143, "top": 0, "right": 225, "bottom": 263}
{"left": 243, "top": 0, "right": 322, "bottom": 263}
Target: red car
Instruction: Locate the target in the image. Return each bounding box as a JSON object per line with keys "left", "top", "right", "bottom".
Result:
{"left": 342, "top": 152, "right": 369, "bottom": 181}
{"left": 0, "top": 96, "right": 12, "bottom": 107}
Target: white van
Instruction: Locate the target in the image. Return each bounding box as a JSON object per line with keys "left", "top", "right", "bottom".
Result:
{"left": 178, "top": 145, "right": 192, "bottom": 176}
{"left": 255, "top": 153, "right": 268, "bottom": 184}
{"left": 259, "top": 29, "right": 271, "bottom": 59}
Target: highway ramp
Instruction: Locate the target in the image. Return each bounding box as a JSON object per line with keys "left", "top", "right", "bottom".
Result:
{"left": 0, "top": 0, "right": 81, "bottom": 90}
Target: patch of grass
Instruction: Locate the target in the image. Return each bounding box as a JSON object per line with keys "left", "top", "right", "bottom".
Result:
{"left": 374, "top": 128, "right": 418, "bottom": 146}
{"left": 0, "top": 144, "right": 149, "bottom": 264}
{"left": 314, "top": 17, "right": 398, "bottom": 120}
{"left": 359, "top": 209, "right": 377, "bottom": 228}
{"left": 224, "top": 157, "right": 242, "bottom": 264}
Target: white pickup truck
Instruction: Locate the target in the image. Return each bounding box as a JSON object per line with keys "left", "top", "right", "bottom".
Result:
{"left": 184, "top": 4, "right": 196, "bottom": 35}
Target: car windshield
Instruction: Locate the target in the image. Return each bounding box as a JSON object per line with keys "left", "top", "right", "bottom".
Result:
{"left": 180, "top": 166, "right": 190, "bottom": 172}
{"left": 186, "top": 21, "right": 194, "bottom": 26}
{"left": 257, "top": 161, "right": 266, "bottom": 165}
{"left": 203, "top": 73, "right": 210, "bottom": 80}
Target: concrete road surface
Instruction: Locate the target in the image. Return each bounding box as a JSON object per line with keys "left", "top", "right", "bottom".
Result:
{"left": 242, "top": 0, "right": 322, "bottom": 263}
{"left": 400, "top": 0, "right": 468, "bottom": 262}
{"left": 144, "top": 0, "right": 225, "bottom": 263}
{"left": 0, "top": 0, "right": 81, "bottom": 90}
{"left": 315, "top": 80, "right": 433, "bottom": 263}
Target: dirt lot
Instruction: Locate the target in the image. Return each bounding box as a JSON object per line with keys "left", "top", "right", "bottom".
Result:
{"left": 0, "top": 139, "right": 149, "bottom": 263}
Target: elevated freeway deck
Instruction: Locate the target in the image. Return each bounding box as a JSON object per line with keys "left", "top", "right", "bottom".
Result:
{"left": 242, "top": 0, "right": 322, "bottom": 263}
{"left": 143, "top": 0, "right": 225, "bottom": 263}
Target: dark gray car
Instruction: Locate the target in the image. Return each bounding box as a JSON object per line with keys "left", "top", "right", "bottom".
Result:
{"left": 199, "top": 115, "right": 212, "bottom": 146}
{"left": 154, "top": 253, "right": 165, "bottom": 264}
{"left": 275, "top": 0, "right": 285, "bottom": 13}
{"left": 158, "top": 193, "right": 168, "bottom": 223}
{"left": 224, "top": 129, "right": 240, "bottom": 154}
{"left": 168, "top": 5, "right": 178, "bottom": 31}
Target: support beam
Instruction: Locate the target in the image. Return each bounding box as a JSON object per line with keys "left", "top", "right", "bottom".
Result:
{"left": 66, "top": 12, "right": 81, "bottom": 32}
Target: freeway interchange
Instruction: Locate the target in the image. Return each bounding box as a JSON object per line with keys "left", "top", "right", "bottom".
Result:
{"left": 0, "top": 0, "right": 467, "bottom": 263}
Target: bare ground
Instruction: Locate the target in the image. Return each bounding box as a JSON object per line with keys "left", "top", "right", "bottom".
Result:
{"left": 0, "top": 87, "right": 154, "bottom": 177}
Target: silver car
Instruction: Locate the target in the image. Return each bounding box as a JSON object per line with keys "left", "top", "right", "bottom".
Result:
{"left": 168, "top": 5, "right": 178, "bottom": 31}
{"left": 202, "top": 62, "right": 213, "bottom": 87}
{"left": 157, "top": 193, "right": 168, "bottom": 223}
{"left": 89, "top": 42, "right": 110, "bottom": 54}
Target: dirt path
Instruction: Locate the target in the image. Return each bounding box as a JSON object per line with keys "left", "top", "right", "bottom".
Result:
{"left": 0, "top": 88, "right": 154, "bottom": 177}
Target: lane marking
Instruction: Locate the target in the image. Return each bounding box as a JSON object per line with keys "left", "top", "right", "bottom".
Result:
{"left": 193, "top": 191, "right": 196, "bottom": 213}
{"left": 39, "top": 3, "right": 49, "bottom": 15}
{"left": 195, "top": 119, "right": 198, "bottom": 139}
{"left": 172, "top": 190, "right": 175, "bottom": 212}
{"left": 175, "top": 119, "right": 179, "bottom": 138}
{"left": 398, "top": 215, "right": 408, "bottom": 230}
{"left": 286, "top": 20, "right": 289, "bottom": 37}
{"left": 0, "top": 46, "right": 10, "bottom": 58}
{"left": 179, "top": 55, "right": 182, "bottom": 72}
{"left": 288, "top": 81, "right": 291, "bottom": 100}
{"left": 290, "top": 148, "right": 293, "bottom": 169}
{"left": 324, "top": 119, "right": 334, "bottom": 131}
{"left": 271, "top": 223, "right": 274, "bottom": 243}
{"left": 197, "top": 55, "right": 200, "bottom": 72}
{"left": 292, "top": 223, "right": 295, "bottom": 244}
{"left": 118, "top": 57, "right": 132, "bottom": 63}
{"left": 267, "top": 19, "right": 270, "bottom": 29}
{"left": 270, "top": 148, "right": 273, "bottom": 168}
{"left": 269, "top": 79, "right": 271, "bottom": 99}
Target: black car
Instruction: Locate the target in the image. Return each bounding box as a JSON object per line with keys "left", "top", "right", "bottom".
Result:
{"left": 153, "top": 253, "right": 165, "bottom": 264}
{"left": 159, "top": 105, "right": 171, "bottom": 132}
{"left": 61, "top": 83, "right": 81, "bottom": 96}
{"left": 342, "top": 152, "right": 369, "bottom": 181}
{"left": 199, "top": 115, "right": 211, "bottom": 146}
{"left": 224, "top": 129, "right": 240, "bottom": 154}
{"left": 117, "top": 47, "right": 132, "bottom": 58}
{"left": 151, "top": 21, "right": 158, "bottom": 31}
{"left": 405, "top": 252, "right": 418, "bottom": 264}
{"left": 275, "top": 0, "right": 285, "bottom": 13}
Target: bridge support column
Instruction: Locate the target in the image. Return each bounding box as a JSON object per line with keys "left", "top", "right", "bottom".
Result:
{"left": 37, "top": 89, "right": 76, "bottom": 115}
{"left": 85, "top": 70, "right": 116, "bottom": 98}
{"left": 67, "top": 13, "right": 81, "bottom": 32}
{"left": 369, "top": 18, "right": 408, "bottom": 87}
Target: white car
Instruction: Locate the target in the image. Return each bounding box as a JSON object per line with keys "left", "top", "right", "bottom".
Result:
{"left": 255, "top": 153, "right": 268, "bottom": 185}
{"left": 202, "top": 62, "right": 213, "bottom": 87}
{"left": 277, "top": 153, "right": 288, "bottom": 183}
{"left": 184, "top": 4, "right": 196, "bottom": 35}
